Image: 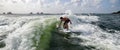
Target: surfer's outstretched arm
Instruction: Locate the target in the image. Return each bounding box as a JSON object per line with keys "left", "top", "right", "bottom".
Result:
{"left": 70, "top": 20, "right": 72, "bottom": 24}
{"left": 58, "top": 21, "right": 62, "bottom": 28}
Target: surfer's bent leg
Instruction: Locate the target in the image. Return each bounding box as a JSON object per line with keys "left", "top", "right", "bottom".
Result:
{"left": 63, "top": 23, "right": 69, "bottom": 30}
{"left": 66, "top": 24, "right": 69, "bottom": 30}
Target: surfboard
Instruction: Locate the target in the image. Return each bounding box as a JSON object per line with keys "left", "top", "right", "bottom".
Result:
{"left": 56, "top": 23, "right": 71, "bottom": 32}
{"left": 56, "top": 23, "right": 82, "bottom": 35}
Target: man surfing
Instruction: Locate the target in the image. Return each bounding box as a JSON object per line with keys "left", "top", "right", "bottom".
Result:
{"left": 58, "top": 16, "right": 72, "bottom": 30}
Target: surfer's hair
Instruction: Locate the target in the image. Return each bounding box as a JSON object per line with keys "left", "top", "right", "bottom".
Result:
{"left": 60, "top": 17, "right": 63, "bottom": 19}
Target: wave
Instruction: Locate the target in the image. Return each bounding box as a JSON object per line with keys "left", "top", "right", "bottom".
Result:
{"left": 0, "top": 14, "right": 120, "bottom": 50}
{"left": 0, "top": 16, "right": 57, "bottom": 50}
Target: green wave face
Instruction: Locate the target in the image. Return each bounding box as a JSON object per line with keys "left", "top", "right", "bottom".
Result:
{"left": 32, "top": 18, "right": 58, "bottom": 50}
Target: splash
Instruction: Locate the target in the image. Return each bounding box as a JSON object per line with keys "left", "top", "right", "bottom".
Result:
{"left": 64, "top": 10, "right": 73, "bottom": 15}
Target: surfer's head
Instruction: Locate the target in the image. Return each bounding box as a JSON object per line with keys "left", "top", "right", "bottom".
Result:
{"left": 60, "top": 17, "right": 63, "bottom": 19}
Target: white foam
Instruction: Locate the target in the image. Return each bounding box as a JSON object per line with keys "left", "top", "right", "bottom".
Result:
{"left": 70, "top": 15, "right": 120, "bottom": 50}
{"left": 76, "top": 15, "right": 99, "bottom": 23}
{"left": 0, "top": 15, "right": 57, "bottom": 50}
{"left": 71, "top": 23, "right": 98, "bottom": 35}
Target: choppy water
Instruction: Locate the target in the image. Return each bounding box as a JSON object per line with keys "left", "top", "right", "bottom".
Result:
{"left": 0, "top": 14, "right": 120, "bottom": 50}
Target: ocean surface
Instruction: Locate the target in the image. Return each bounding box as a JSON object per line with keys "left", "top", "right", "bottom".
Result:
{"left": 0, "top": 14, "right": 120, "bottom": 50}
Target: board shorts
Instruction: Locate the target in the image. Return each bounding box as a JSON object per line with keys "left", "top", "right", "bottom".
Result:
{"left": 64, "top": 19, "right": 70, "bottom": 25}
